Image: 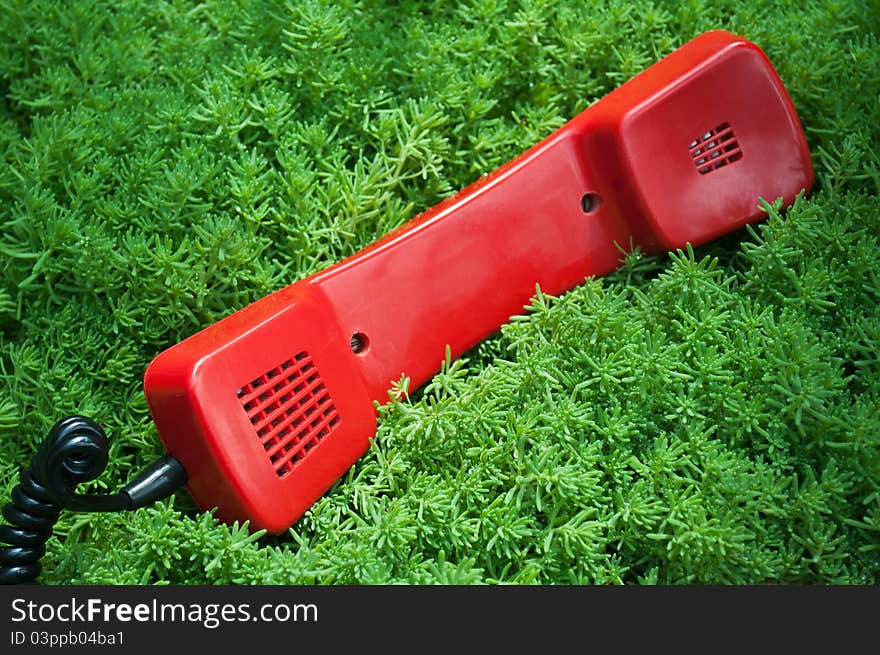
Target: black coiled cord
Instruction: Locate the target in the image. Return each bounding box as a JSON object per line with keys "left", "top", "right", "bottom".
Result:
{"left": 0, "top": 415, "right": 187, "bottom": 585}
{"left": 0, "top": 469, "right": 60, "bottom": 585}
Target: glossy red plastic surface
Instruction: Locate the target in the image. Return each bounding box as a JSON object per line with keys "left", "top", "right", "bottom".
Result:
{"left": 144, "top": 30, "right": 813, "bottom": 533}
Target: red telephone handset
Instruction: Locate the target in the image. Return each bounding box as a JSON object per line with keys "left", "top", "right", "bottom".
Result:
{"left": 144, "top": 31, "right": 813, "bottom": 532}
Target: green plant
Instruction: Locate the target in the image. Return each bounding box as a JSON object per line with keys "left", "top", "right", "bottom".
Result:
{"left": 1, "top": 0, "right": 878, "bottom": 584}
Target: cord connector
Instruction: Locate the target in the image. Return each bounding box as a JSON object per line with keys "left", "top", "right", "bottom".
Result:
{"left": 0, "top": 415, "right": 187, "bottom": 585}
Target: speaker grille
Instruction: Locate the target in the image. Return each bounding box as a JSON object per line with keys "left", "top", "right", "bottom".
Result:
{"left": 237, "top": 352, "right": 340, "bottom": 478}
{"left": 689, "top": 123, "right": 742, "bottom": 174}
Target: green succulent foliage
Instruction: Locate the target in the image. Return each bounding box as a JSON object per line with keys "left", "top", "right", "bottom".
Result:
{"left": 1, "top": 0, "right": 878, "bottom": 584}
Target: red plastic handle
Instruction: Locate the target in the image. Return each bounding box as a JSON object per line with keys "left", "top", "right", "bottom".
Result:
{"left": 311, "top": 127, "right": 627, "bottom": 401}
{"left": 144, "top": 31, "right": 812, "bottom": 532}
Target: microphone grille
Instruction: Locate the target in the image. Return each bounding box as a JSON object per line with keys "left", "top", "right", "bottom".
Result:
{"left": 236, "top": 352, "right": 341, "bottom": 478}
